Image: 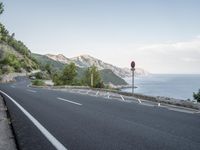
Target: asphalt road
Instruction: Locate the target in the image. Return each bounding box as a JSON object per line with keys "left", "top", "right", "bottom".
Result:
{"left": 0, "top": 77, "right": 200, "bottom": 150}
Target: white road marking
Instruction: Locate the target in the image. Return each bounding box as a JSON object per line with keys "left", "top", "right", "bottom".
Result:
{"left": 107, "top": 92, "right": 110, "bottom": 99}
{"left": 57, "top": 97, "right": 82, "bottom": 106}
{"left": 138, "top": 99, "right": 142, "bottom": 104}
{"left": 27, "top": 84, "right": 31, "bottom": 88}
{"left": 0, "top": 90, "right": 68, "bottom": 150}
{"left": 26, "top": 89, "right": 37, "bottom": 93}
{"left": 96, "top": 91, "right": 99, "bottom": 96}
{"left": 120, "top": 95, "right": 125, "bottom": 101}
{"left": 87, "top": 90, "right": 91, "bottom": 94}
{"left": 10, "top": 85, "right": 15, "bottom": 88}
{"left": 167, "top": 107, "right": 196, "bottom": 114}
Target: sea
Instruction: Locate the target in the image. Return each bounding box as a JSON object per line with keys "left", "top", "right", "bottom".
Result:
{"left": 122, "top": 74, "right": 200, "bottom": 100}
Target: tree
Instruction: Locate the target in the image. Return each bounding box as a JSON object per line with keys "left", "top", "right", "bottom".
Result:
{"left": 83, "top": 65, "right": 104, "bottom": 88}
{"left": 0, "top": 23, "right": 9, "bottom": 41}
{"left": 193, "top": 89, "right": 200, "bottom": 102}
{"left": 45, "top": 64, "right": 52, "bottom": 75}
{"left": 0, "top": 2, "right": 4, "bottom": 15}
{"left": 61, "top": 62, "right": 77, "bottom": 85}
{"left": 52, "top": 72, "right": 62, "bottom": 85}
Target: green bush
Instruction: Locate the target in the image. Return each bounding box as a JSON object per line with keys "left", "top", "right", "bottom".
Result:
{"left": 1, "top": 52, "right": 21, "bottom": 70}
{"left": 32, "top": 80, "right": 45, "bottom": 86}
{"left": 35, "top": 72, "right": 43, "bottom": 79}
{"left": 193, "top": 89, "right": 200, "bottom": 102}
{"left": 34, "top": 71, "right": 50, "bottom": 80}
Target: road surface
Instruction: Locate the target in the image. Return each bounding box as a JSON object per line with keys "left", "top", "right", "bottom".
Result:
{"left": 0, "top": 77, "right": 200, "bottom": 150}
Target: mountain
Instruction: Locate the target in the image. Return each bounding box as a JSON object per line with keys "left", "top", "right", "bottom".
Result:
{"left": 45, "top": 54, "right": 71, "bottom": 64}
{"left": 46, "top": 54, "right": 149, "bottom": 78}
{"left": 100, "top": 69, "right": 127, "bottom": 85}
{"left": 32, "top": 53, "right": 65, "bottom": 70}
{"left": 70, "top": 55, "right": 131, "bottom": 78}
{"left": 33, "top": 54, "right": 128, "bottom": 85}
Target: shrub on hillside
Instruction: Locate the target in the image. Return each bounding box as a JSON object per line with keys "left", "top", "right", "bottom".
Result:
{"left": 2, "top": 65, "right": 14, "bottom": 74}
{"left": 1, "top": 52, "right": 21, "bottom": 71}
{"left": 34, "top": 71, "right": 50, "bottom": 80}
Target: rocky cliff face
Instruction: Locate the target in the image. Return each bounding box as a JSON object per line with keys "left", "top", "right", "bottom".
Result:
{"left": 45, "top": 54, "right": 149, "bottom": 78}
{"left": 45, "top": 54, "right": 71, "bottom": 64}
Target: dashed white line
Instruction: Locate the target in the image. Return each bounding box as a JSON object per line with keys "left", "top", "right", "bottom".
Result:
{"left": 57, "top": 97, "right": 82, "bottom": 106}
{"left": 107, "top": 92, "right": 110, "bottom": 99}
{"left": 10, "top": 85, "right": 15, "bottom": 88}
{"left": 0, "top": 90, "right": 68, "bottom": 150}
{"left": 120, "top": 95, "right": 125, "bottom": 101}
{"left": 138, "top": 98, "right": 142, "bottom": 104}
{"left": 95, "top": 91, "right": 99, "bottom": 96}
{"left": 27, "top": 83, "right": 31, "bottom": 88}
{"left": 87, "top": 90, "right": 91, "bottom": 94}
{"left": 26, "top": 89, "right": 37, "bottom": 93}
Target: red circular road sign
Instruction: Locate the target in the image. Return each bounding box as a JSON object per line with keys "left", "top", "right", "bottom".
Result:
{"left": 131, "top": 61, "right": 135, "bottom": 68}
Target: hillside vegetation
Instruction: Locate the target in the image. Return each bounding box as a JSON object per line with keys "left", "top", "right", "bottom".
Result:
{"left": 32, "top": 53, "right": 64, "bottom": 70}
{"left": 100, "top": 69, "right": 127, "bottom": 85}
{"left": 0, "top": 42, "right": 38, "bottom": 74}
{"left": 0, "top": 5, "right": 38, "bottom": 75}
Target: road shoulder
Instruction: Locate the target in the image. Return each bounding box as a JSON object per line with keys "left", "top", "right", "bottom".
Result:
{"left": 0, "top": 95, "right": 17, "bottom": 150}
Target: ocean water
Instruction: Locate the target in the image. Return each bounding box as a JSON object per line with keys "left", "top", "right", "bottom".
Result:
{"left": 122, "top": 74, "right": 200, "bottom": 100}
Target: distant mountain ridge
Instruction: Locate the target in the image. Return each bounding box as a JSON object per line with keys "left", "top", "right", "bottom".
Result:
{"left": 46, "top": 54, "right": 71, "bottom": 64}
{"left": 33, "top": 53, "right": 127, "bottom": 85}
{"left": 45, "top": 54, "right": 149, "bottom": 78}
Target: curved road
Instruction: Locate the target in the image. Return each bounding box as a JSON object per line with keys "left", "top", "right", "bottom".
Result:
{"left": 0, "top": 77, "right": 200, "bottom": 150}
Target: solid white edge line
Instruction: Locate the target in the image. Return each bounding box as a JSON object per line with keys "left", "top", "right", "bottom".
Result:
{"left": 0, "top": 90, "right": 67, "bottom": 150}
{"left": 57, "top": 97, "right": 82, "bottom": 106}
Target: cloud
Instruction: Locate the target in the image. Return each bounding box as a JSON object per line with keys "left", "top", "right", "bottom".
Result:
{"left": 138, "top": 37, "right": 200, "bottom": 53}
{"left": 133, "top": 36, "right": 200, "bottom": 73}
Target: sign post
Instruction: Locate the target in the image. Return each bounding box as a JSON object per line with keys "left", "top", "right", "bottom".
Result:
{"left": 91, "top": 73, "right": 93, "bottom": 87}
{"left": 131, "top": 61, "right": 135, "bottom": 95}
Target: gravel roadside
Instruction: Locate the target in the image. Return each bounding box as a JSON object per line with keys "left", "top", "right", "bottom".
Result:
{"left": 0, "top": 95, "right": 17, "bottom": 150}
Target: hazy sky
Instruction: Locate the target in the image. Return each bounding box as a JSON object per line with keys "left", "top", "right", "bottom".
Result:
{"left": 1, "top": 0, "right": 200, "bottom": 73}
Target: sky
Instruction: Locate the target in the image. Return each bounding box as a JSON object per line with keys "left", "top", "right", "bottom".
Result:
{"left": 1, "top": 0, "right": 200, "bottom": 74}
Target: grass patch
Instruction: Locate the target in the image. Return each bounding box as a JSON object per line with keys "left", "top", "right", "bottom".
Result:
{"left": 32, "top": 79, "right": 45, "bottom": 86}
